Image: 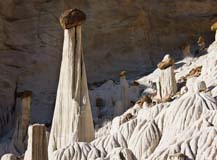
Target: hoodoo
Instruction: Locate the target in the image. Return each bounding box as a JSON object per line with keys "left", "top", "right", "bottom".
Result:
{"left": 115, "top": 71, "right": 130, "bottom": 116}
{"left": 156, "top": 54, "right": 177, "bottom": 101}
{"left": 24, "top": 124, "right": 48, "bottom": 160}
{"left": 48, "top": 8, "right": 95, "bottom": 159}
{"left": 11, "top": 90, "right": 32, "bottom": 155}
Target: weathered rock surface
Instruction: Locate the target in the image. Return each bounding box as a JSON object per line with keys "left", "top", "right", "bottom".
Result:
{"left": 46, "top": 82, "right": 217, "bottom": 160}
{"left": 46, "top": 30, "right": 217, "bottom": 159}
{"left": 1, "top": 154, "right": 16, "bottom": 160}
{"left": 24, "top": 124, "right": 48, "bottom": 160}
{"left": 1, "top": 3, "right": 217, "bottom": 160}
{"left": 48, "top": 13, "right": 95, "bottom": 159}
{"left": 0, "top": 0, "right": 217, "bottom": 125}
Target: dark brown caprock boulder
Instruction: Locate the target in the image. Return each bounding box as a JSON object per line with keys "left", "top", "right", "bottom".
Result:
{"left": 59, "top": 9, "right": 86, "bottom": 29}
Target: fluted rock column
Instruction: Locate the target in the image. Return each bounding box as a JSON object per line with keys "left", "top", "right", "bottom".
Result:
{"left": 11, "top": 90, "right": 32, "bottom": 155}
{"left": 156, "top": 55, "right": 177, "bottom": 101}
{"left": 24, "top": 124, "right": 48, "bottom": 160}
{"left": 48, "top": 9, "right": 95, "bottom": 158}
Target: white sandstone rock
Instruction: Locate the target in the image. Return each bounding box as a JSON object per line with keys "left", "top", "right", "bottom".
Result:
{"left": 48, "top": 9, "right": 95, "bottom": 159}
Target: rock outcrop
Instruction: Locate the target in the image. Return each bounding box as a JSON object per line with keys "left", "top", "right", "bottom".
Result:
{"left": 11, "top": 91, "right": 32, "bottom": 155}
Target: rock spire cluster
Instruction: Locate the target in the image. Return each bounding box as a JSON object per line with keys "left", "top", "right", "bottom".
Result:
{"left": 1, "top": 9, "right": 217, "bottom": 160}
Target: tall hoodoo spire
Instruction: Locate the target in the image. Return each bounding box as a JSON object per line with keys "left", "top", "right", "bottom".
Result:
{"left": 48, "top": 8, "right": 94, "bottom": 159}
{"left": 156, "top": 54, "right": 177, "bottom": 101}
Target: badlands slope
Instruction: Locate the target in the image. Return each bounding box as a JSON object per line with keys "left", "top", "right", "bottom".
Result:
{"left": 43, "top": 31, "right": 217, "bottom": 160}
{"left": 47, "top": 33, "right": 217, "bottom": 159}
{"left": 59, "top": 30, "right": 217, "bottom": 160}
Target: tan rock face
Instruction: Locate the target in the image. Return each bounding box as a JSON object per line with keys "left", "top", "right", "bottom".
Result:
{"left": 0, "top": 0, "right": 217, "bottom": 125}
{"left": 156, "top": 55, "right": 177, "bottom": 100}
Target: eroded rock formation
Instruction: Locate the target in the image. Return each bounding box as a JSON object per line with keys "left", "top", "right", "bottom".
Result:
{"left": 1, "top": 5, "right": 217, "bottom": 160}
{"left": 156, "top": 54, "right": 177, "bottom": 101}
{"left": 11, "top": 91, "right": 32, "bottom": 155}
{"left": 114, "top": 71, "right": 130, "bottom": 116}
{"left": 24, "top": 124, "right": 48, "bottom": 160}
{"left": 45, "top": 26, "right": 217, "bottom": 160}
{"left": 48, "top": 9, "right": 94, "bottom": 159}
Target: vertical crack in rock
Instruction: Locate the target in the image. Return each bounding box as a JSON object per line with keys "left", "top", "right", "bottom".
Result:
{"left": 48, "top": 9, "right": 95, "bottom": 159}
{"left": 156, "top": 54, "right": 177, "bottom": 101}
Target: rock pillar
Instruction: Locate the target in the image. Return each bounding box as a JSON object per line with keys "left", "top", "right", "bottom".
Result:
{"left": 156, "top": 55, "right": 177, "bottom": 101}
{"left": 11, "top": 90, "right": 32, "bottom": 154}
{"left": 48, "top": 9, "right": 95, "bottom": 158}
{"left": 24, "top": 124, "right": 48, "bottom": 160}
